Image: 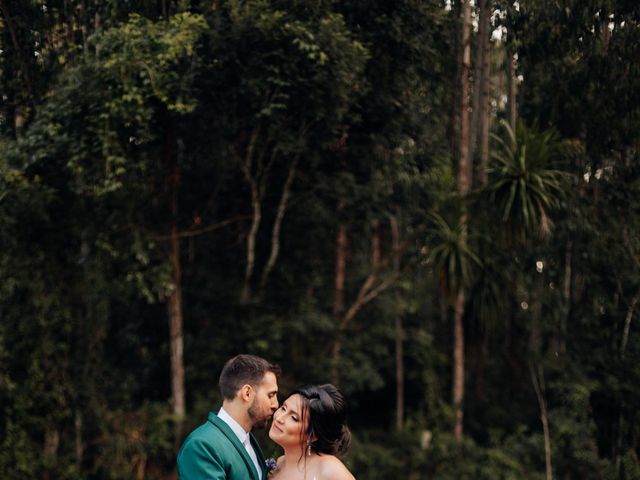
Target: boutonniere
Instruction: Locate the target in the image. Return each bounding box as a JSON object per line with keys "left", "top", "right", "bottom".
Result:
{"left": 265, "top": 457, "right": 278, "bottom": 476}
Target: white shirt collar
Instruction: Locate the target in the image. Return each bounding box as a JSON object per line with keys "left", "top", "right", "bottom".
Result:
{"left": 217, "top": 406, "right": 250, "bottom": 445}
{"left": 218, "top": 406, "right": 263, "bottom": 480}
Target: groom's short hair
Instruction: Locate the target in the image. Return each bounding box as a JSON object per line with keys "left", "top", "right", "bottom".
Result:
{"left": 219, "top": 354, "right": 280, "bottom": 400}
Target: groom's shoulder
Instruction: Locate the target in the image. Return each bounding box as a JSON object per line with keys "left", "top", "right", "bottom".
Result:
{"left": 180, "top": 412, "right": 227, "bottom": 448}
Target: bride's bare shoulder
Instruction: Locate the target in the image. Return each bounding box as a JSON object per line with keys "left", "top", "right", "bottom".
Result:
{"left": 318, "top": 455, "right": 356, "bottom": 480}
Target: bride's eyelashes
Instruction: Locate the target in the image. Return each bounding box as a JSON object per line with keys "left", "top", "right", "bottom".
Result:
{"left": 278, "top": 403, "right": 299, "bottom": 422}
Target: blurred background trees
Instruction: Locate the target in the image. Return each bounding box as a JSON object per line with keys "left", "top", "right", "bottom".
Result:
{"left": 1, "top": 1, "right": 639, "bottom": 479}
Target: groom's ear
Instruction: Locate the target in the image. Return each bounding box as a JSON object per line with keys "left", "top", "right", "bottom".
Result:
{"left": 239, "top": 384, "right": 253, "bottom": 402}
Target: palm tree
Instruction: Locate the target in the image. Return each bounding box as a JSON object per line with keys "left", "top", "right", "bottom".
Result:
{"left": 426, "top": 210, "right": 481, "bottom": 442}
{"left": 484, "top": 119, "right": 570, "bottom": 480}
{"left": 427, "top": 212, "right": 481, "bottom": 298}
{"left": 487, "top": 120, "right": 569, "bottom": 242}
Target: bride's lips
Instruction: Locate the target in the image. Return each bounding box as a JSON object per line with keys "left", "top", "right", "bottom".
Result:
{"left": 270, "top": 423, "right": 284, "bottom": 434}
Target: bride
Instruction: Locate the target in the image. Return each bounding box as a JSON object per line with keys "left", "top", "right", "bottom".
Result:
{"left": 267, "top": 384, "right": 356, "bottom": 480}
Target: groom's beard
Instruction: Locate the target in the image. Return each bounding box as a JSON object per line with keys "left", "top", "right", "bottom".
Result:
{"left": 248, "top": 400, "right": 271, "bottom": 429}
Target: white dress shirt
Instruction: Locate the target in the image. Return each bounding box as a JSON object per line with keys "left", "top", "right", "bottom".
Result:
{"left": 217, "top": 407, "right": 262, "bottom": 480}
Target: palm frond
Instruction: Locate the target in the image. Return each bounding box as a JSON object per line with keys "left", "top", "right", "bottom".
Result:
{"left": 485, "top": 120, "right": 570, "bottom": 242}
{"left": 425, "top": 212, "right": 482, "bottom": 296}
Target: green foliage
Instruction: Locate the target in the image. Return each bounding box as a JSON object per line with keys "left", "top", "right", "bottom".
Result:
{"left": 91, "top": 403, "right": 178, "bottom": 480}
{"left": 205, "top": 0, "right": 369, "bottom": 158}
{"left": 487, "top": 120, "right": 570, "bottom": 242}
{"left": 95, "top": 13, "right": 207, "bottom": 113}
{"left": 426, "top": 211, "right": 482, "bottom": 296}
{"left": 348, "top": 430, "right": 425, "bottom": 479}
{"left": 1, "top": 1, "right": 640, "bottom": 479}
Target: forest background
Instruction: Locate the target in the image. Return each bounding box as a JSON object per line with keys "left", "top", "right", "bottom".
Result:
{"left": 1, "top": 1, "right": 640, "bottom": 479}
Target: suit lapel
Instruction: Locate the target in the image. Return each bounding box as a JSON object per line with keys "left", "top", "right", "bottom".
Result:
{"left": 250, "top": 433, "right": 267, "bottom": 478}
{"left": 207, "top": 413, "right": 261, "bottom": 480}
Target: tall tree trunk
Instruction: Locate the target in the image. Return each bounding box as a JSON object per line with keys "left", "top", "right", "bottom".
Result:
{"left": 395, "top": 310, "right": 404, "bottom": 431}
{"left": 452, "top": 290, "right": 465, "bottom": 442}
{"left": 43, "top": 428, "right": 60, "bottom": 480}
{"left": 329, "top": 338, "right": 343, "bottom": 387}
{"left": 330, "top": 220, "right": 400, "bottom": 385}
{"left": 600, "top": 4, "right": 610, "bottom": 52}
{"left": 614, "top": 288, "right": 639, "bottom": 478}
{"left": 457, "top": 0, "right": 473, "bottom": 194}
{"left": 333, "top": 222, "right": 347, "bottom": 321}
{"left": 529, "top": 270, "right": 551, "bottom": 479}
{"left": 168, "top": 217, "right": 185, "bottom": 419}
{"left": 391, "top": 215, "right": 404, "bottom": 431}
{"left": 0, "top": 0, "right": 33, "bottom": 98}
{"left": 530, "top": 364, "right": 552, "bottom": 480}
{"left": 470, "top": 0, "right": 489, "bottom": 166}
{"left": 0, "top": 0, "right": 33, "bottom": 134}
{"left": 75, "top": 410, "right": 83, "bottom": 467}
{"left": 330, "top": 221, "right": 347, "bottom": 384}
{"left": 79, "top": 0, "right": 88, "bottom": 51}
{"left": 166, "top": 129, "right": 185, "bottom": 422}
{"left": 473, "top": 331, "right": 488, "bottom": 401}
{"left": 478, "top": 0, "right": 492, "bottom": 187}
{"left": 559, "top": 241, "right": 573, "bottom": 353}
{"left": 621, "top": 291, "right": 639, "bottom": 357}
{"left": 449, "top": 0, "right": 462, "bottom": 163}
{"left": 452, "top": 0, "right": 472, "bottom": 443}
{"left": 508, "top": 52, "right": 517, "bottom": 132}
{"left": 331, "top": 221, "right": 381, "bottom": 384}
{"left": 43, "top": 429, "right": 60, "bottom": 457}
{"left": 259, "top": 156, "right": 298, "bottom": 294}
{"left": 239, "top": 130, "right": 261, "bottom": 304}
{"left": 240, "top": 180, "right": 260, "bottom": 303}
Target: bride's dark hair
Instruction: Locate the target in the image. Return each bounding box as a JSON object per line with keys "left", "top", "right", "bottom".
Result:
{"left": 294, "top": 384, "right": 352, "bottom": 457}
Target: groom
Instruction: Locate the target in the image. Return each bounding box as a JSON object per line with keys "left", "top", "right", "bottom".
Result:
{"left": 177, "top": 354, "right": 280, "bottom": 480}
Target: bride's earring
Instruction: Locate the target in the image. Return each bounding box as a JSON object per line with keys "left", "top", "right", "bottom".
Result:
{"left": 306, "top": 441, "right": 312, "bottom": 457}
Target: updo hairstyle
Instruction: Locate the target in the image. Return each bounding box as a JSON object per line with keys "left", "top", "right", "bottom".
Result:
{"left": 294, "top": 384, "right": 352, "bottom": 457}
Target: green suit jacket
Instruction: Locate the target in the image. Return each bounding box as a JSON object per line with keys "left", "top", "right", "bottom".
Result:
{"left": 177, "top": 411, "right": 267, "bottom": 480}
